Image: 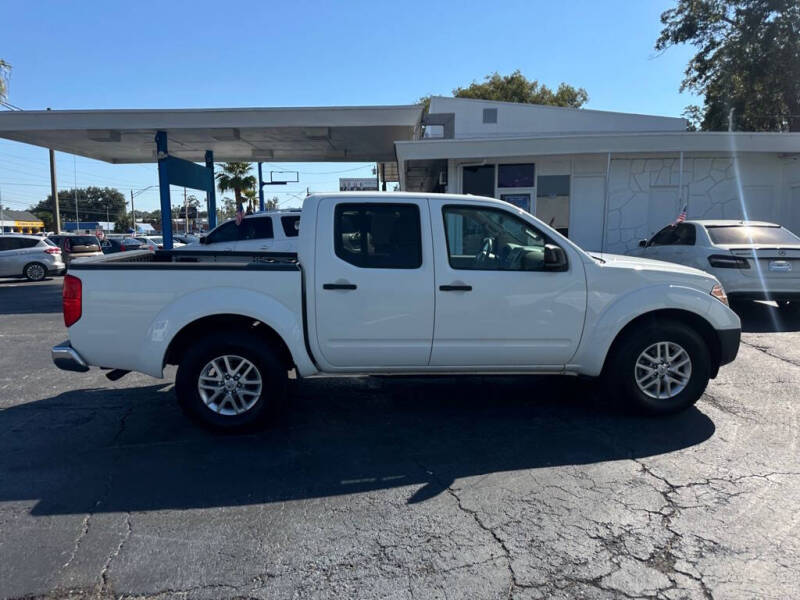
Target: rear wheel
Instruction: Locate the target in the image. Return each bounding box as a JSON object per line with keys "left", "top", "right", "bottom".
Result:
{"left": 23, "top": 262, "right": 47, "bottom": 282}
{"left": 604, "top": 320, "right": 711, "bottom": 415}
{"left": 175, "top": 332, "right": 287, "bottom": 430}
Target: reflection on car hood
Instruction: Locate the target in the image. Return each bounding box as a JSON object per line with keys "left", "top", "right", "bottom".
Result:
{"left": 595, "top": 253, "right": 713, "bottom": 279}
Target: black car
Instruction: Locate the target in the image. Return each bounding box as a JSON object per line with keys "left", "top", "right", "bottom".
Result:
{"left": 100, "top": 237, "right": 145, "bottom": 254}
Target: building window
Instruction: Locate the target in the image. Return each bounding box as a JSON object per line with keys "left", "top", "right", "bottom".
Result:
{"left": 537, "top": 175, "right": 570, "bottom": 237}
{"left": 482, "top": 108, "right": 498, "bottom": 124}
{"left": 462, "top": 164, "right": 496, "bottom": 198}
{"left": 498, "top": 163, "right": 535, "bottom": 188}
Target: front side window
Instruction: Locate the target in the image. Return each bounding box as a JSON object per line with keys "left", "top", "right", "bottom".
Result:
{"left": 206, "top": 221, "right": 241, "bottom": 244}
{"left": 649, "top": 226, "right": 680, "bottom": 246}
{"left": 443, "top": 206, "right": 551, "bottom": 271}
{"left": 334, "top": 203, "right": 422, "bottom": 269}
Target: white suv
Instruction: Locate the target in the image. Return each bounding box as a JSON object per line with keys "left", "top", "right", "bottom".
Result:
{"left": 177, "top": 211, "right": 300, "bottom": 253}
{"left": 0, "top": 235, "right": 65, "bottom": 281}
{"left": 634, "top": 220, "right": 800, "bottom": 309}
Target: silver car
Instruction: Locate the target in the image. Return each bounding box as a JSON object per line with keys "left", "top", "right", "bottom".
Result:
{"left": 0, "top": 234, "right": 66, "bottom": 281}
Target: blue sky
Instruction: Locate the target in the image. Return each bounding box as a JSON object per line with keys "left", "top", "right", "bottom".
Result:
{"left": 0, "top": 0, "right": 699, "bottom": 216}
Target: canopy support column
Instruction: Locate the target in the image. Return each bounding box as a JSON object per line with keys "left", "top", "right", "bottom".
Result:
{"left": 156, "top": 130, "right": 174, "bottom": 250}
{"left": 206, "top": 151, "right": 217, "bottom": 229}
{"left": 258, "top": 162, "right": 265, "bottom": 212}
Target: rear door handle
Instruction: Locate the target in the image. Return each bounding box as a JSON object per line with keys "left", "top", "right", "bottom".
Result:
{"left": 323, "top": 283, "right": 357, "bottom": 290}
{"left": 439, "top": 284, "right": 472, "bottom": 291}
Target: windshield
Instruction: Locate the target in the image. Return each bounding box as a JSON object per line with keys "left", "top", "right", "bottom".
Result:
{"left": 71, "top": 236, "right": 99, "bottom": 246}
{"left": 706, "top": 225, "right": 800, "bottom": 246}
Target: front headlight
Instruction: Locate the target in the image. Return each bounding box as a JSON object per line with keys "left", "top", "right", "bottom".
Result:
{"left": 711, "top": 283, "right": 729, "bottom": 306}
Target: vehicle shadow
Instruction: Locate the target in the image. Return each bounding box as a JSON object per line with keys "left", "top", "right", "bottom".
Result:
{"left": 732, "top": 300, "right": 800, "bottom": 333}
{"left": 0, "top": 279, "right": 62, "bottom": 314}
{"left": 0, "top": 375, "right": 715, "bottom": 516}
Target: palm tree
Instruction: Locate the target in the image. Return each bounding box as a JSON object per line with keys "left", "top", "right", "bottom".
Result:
{"left": 0, "top": 60, "right": 11, "bottom": 102}
{"left": 215, "top": 162, "right": 256, "bottom": 212}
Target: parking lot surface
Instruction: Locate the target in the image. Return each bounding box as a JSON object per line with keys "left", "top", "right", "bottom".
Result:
{"left": 1, "top": 276, "right": 799, "bottom": 599}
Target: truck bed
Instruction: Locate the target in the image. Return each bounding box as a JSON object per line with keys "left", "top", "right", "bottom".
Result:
{"left": 66, "top": 249, "right": 306, "bottom": 378}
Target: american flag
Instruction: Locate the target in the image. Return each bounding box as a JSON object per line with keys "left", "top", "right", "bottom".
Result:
{"left": 675, "top": 204, "right": 688, "bottom": 224}
{"left": 235, "top": 200, "right": 244, "bottom": 225}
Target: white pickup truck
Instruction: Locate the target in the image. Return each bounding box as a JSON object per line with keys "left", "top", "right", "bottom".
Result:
{"left": 53, "top": 192, "right": 741, "bottom": 429}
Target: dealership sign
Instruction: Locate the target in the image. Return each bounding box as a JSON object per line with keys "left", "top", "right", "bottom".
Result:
{"left": 339, "top": 178, "right": 378, "bottom": 191}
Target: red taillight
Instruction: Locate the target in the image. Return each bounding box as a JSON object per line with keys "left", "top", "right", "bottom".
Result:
{"left": 120, "top": 244, "right": 126, "bottom": 251}
{"left": 44, "top": 247, "right": 61, "bottom": 255}
{"left": 63, "top": 275, "right": 82, "bottom": 327}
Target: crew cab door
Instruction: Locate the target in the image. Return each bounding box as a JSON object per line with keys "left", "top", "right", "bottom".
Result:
{"left": 313, "top": 198, "right": 435, "bottom": 367}
{"left": 429, "top": 199, "right": 587, "bottom": 367}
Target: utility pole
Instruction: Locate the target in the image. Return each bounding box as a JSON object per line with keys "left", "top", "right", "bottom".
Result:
{"left": 130, "top": 189, "right": 135, "bottom": 234}
{"left": 47, "top": 108, "right": 60, "bottom": 233}
{"left": 184, "top": 187, "right": 189, "bottom": 234}
{"left": 0, "top": 187, "right": 5, "bottom": 236}
{"left": 73, "top": 157, "right": 79, "bottom": 232}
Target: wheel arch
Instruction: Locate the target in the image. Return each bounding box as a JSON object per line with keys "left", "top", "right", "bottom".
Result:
{"left": 601, "top": 308, "right": 722, "bottom": 378}
{"left": 164, "top": 313, "right": 294, "bottom": 370}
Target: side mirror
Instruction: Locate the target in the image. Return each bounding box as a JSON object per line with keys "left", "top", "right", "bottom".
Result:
{"left": 199, "top": 236, "right": 208, "bottom": 245}
{"left": 543, "top": 244, "right": 568, "bottom": 271}
{"left": 638, "top": 239, "right": 648, "bottom": 248}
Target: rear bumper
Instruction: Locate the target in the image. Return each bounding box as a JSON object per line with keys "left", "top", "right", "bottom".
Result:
{"left": 717, "top": 327, "right": 741, "bottom": 367}
{"left": 52, "top": 341, "right": 89, "bottom": 372}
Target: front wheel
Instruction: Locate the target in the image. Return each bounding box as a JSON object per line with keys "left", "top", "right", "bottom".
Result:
{"left": 604, "top": 320, "right": 711, "bottom": 415}
{"left": 175, "top": 332, "right": 287, "bottom": 430}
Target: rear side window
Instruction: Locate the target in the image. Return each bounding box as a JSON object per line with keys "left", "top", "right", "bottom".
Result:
{"left": 240, "top": 217, "right": 274, "bottom": 240}
{"left": 18, "top": 238, "right": 40, "bottom": 249}
{"left": 281, "top": 215, "right": 300, "bottom": 237}
{"left": 706, "top": 225, "right": 800, "bottom": 245}
{"left": 334, "top": 203, "right": 422, "bottom": 269}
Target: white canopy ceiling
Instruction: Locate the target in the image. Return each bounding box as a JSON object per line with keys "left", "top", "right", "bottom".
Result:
{"left": 0, "top": 104, "right": 424, "bottom": 164}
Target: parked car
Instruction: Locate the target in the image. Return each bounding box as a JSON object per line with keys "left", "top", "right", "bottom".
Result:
{"left": 0, "top": 234, "right": 65, "bottom": 281}
{"left": 633, "top": 220, "right": 800, "bottom": 309}
{"left": 100, "top": 237, "right": 147, "bottom": 254}
{"left": 174, "top": 234, "right": 199, "bottom": 245}
{"left": 134, "top": 236, "right": 184, "bottom": 251}
{"left": 175, "top": 210, "right": 299, "bottom": 253}
{"left": 53, "top": 193, "right": 740, "bottom": 431}
{"left": 48, "top": 234, "right": 103, "bottom": 266}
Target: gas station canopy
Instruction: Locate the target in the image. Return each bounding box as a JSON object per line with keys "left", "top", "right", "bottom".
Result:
{"left": 0, "top": 104, "right": 424, "bottom": 163}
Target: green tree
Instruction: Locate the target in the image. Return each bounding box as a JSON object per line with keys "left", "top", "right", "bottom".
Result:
{"left": 0, "top": 59, "right": 10, "bottom": 102}
{"left": 265, "top": 196, "right": 279, "bottom": 211}
{"left": 656, "top": 0, "right": 800, "bottom": 131}
{"left": 220, "top": 196, "right": 237, "bottom": 220}
{"left": 216, "top": 162, "right": 256, "bottom": 212}
{"left": 31, "top": 186, "right": 127, "bottom": 232}
{"left": 419, "top": 70, "right": 588, "bottom": 113}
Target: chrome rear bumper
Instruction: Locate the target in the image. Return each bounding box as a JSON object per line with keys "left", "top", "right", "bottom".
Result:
{"left": 52, "top": 341, "right": 89, "bottom": 372}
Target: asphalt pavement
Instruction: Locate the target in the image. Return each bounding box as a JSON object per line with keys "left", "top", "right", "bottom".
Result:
{"left": 1, "top": 277, "right": 799, "bottom": 599}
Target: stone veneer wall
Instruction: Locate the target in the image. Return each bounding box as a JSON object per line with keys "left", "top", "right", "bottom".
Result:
{"left": 605, "top": 156, "right": 781, "bottom": 253}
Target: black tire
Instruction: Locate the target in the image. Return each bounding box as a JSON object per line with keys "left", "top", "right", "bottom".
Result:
{"left": 175, "top": 331, "right": 287, "bottom": 430}
{"left": 603, "top": 320, "right": 711, "bottom": 415}
{"left": 23, "top": 262, "right": 47, "bottom": 282}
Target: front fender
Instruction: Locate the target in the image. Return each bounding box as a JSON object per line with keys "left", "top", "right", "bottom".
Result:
{"left": 136, "top": 286, "right": 315, "bottom": 378}
{"left": 570, "top": 283, "right": 740, "bottom": 377}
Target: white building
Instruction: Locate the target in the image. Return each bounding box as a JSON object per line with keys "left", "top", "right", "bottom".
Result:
{"left": 396, "top": 97, "right": 800, "bottom": 252}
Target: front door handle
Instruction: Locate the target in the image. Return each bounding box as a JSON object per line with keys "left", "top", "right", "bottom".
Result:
{"left": 323, "top": 283, "right": 357, "bottom": 290}
{"left": 439, "top": 284, "right": 472, "bottom": 292}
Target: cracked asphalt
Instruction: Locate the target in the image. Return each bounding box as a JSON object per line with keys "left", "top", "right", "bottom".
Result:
{"left": 1, "top": 277, "right": 800, "bottom": 599}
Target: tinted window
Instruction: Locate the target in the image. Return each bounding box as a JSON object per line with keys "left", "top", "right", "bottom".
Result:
{"left": 18, "top": 238, "right": 40, "bottom": 249}
{"left": 706, "top": 225, "right": 800, "bottom": 245}
{"left": 240, "top": 217, "right": 274, "bottom": 241}
{"left": 72, "top": 236, "right": 99, "bottom": 246}
{"left": 206, "top": 221, "right": 241, "bottom": 244}
{"left": 649, "top": 226, "right": 679, "bottom": 246}
{"left": 0, "top": 238, "right": 18, "bottom": 251}
{"left": 462, "top": 165, "right": 495, "bottom": 197}
{"left": 498, "top": 163, "right": 535, "bottom": 188}
{"left": 334, "top": 203, "right": 422, "bottom": 269}
{"left": 281, "top": 215, "right": 300, "bottom": 237}
{"left": 443, "top": 206, "right": 551, "bottom": 271}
